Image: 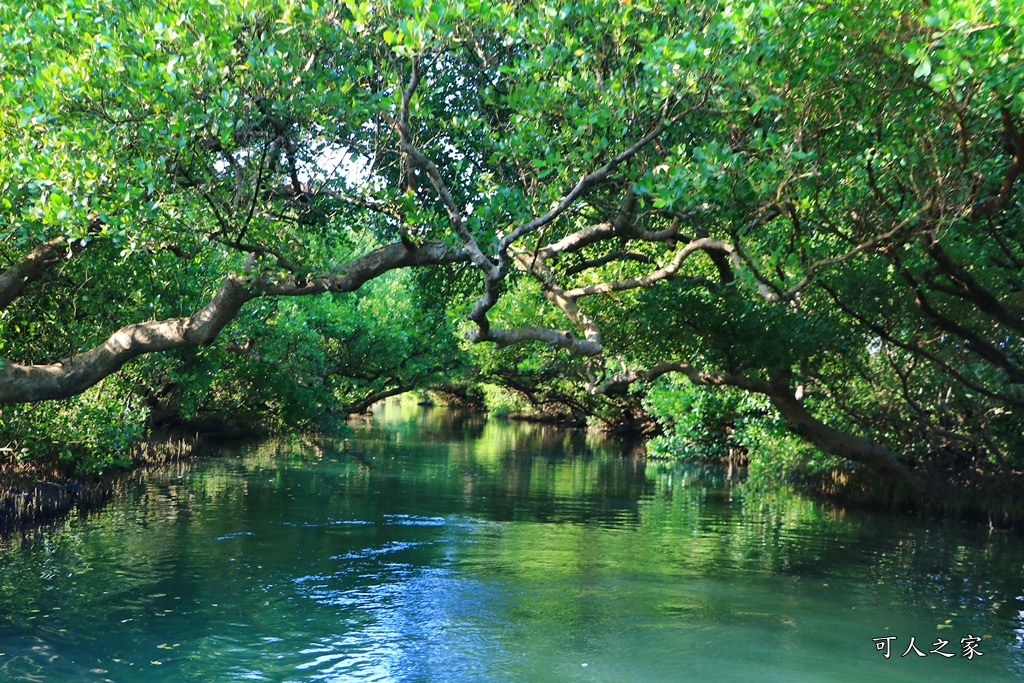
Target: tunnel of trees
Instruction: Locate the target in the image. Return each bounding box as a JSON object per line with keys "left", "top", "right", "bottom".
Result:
{"left": 1, "top": 0, "right": 1022, "bottom": 509}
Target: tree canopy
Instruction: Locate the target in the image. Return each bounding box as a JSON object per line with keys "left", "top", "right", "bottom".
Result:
{"left": 1, "top": 0, "right": 1022, "bottom": 493}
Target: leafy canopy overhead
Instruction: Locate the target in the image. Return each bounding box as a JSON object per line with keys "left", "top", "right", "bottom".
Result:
{"left": 0, "top": 0, "right": 1022, "bottom": 489}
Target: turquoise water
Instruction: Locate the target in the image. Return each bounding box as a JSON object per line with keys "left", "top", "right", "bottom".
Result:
{"left": 1, "top": 403, "right": 1023, "bottom": 681}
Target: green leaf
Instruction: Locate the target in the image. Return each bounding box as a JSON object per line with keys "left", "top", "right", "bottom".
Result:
{"left": 913, "top": 58, "right": 932, "bottom": 79}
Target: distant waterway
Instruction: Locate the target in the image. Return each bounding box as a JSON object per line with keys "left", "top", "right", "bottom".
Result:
{"left": 1, "top": 402, "right": 1023, "bottom": 682}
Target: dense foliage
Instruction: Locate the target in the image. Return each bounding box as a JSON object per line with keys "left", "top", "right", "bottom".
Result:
{"left": 1, "top": 0, "right": 1021, "bottom": 504}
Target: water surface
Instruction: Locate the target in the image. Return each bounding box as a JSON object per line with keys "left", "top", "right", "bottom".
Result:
{"left": 2, "top": 403, "right": 1023, "bottom": 681}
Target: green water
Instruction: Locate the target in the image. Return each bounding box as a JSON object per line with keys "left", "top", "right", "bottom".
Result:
{"left": 2, "top": 403, "right": 1023, "bottom": 682}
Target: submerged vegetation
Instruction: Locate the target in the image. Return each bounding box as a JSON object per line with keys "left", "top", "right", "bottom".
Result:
{"left": 1, "top": 0, "right": 1022, "bottom": 520}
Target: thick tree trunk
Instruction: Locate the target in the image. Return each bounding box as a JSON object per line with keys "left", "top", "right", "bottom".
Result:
{"left": 0, "top": 275, "right": 254, "bottom": 403}
{"left": 0, "top": 240, "right": 466, "bottom": 405}
{"left": 593, "top": 361, "right": 922, "bottom": 489}
{"left": 766, "top": 390, "right": 922, "bottom": 491}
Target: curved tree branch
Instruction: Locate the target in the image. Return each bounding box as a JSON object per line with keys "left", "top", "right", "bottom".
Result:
{"left": 893, "top": 256, "right": 1024, "bottom": 383}
{"left": 766, "top": 383, "right": 922, "bottom": 490}
{"left": 593, "top": 360, "right": 921, "bottom": 488}
{"left": 0, "top": 274, "right": 254, "bottom": 404}
{"left": 564, "top": 237, "right": 734, "bottom": 299}
{"left": 0, "top": 240, "right": 467, "bottom": 404}
{"left": 923, "top": 236, "right": 1024, "bottom": 336}
{"left": 971, "top": 108, "right": 1024, "bottom": 219}
{"left": 386, "top": 53, "right": 686, "bottom": 355}
{"left": 564, "top": 250, "right": 654, "bottom": 277}
{"left": 817, "top": 280, "right": 1024, "bottom": 407}
{"left": 0, "top": 237, "right": 72, "bottom": 311}
{"left": 467, "top": 324, "right": 602, "bottom": 356}
{"left": 732, "top": 204, "right": 929, "bottom": 303}
{"left": 497, "top": 119, "right": 672, "bottom": 254}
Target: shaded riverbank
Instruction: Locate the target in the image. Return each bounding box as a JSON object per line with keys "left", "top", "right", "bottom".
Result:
{"left": 797, "top": 465, "right": 1024, "bottom": 533}
{"left": 7, "top": 406, "right": 1024, "bottom": 538}
{"left": 0, "top": 434, "right": 202, "bottom": 536}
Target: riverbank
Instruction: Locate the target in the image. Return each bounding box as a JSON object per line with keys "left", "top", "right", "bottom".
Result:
{"left": 645, "top": 447, "right": 1024, "bottom": 532}
{"left": 800, "top": 466, "right": 1024, "bottom": 532}
{"left": 0, "top": 434, "right": 200, "bottom": 538}
{"left": 5, "top": 405, "right": 1023, "bottom": 538}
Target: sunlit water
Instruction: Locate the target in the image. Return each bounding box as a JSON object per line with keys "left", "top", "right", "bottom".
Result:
{"left": 2, "top": 402, "right": 1024, "bottom": 682}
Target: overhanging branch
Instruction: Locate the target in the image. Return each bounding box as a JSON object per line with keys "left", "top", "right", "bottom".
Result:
{"left": 0, "top": 240, "right": 467, "bottom": 404}
{"left": 592, "top": 360, "right": 921, "bottom": 488}
{"left": 0, "top": 237, "right": 73, "bottom": 311}
{"left": 467, "top": 325, "right": 602, "bottom": 356}
{"left": 971, "top": 108, "right": 1024, "bottom": 219}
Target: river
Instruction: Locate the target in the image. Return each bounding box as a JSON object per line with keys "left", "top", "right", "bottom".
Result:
{"left": 1, "top": 402, "right": 1023, "bottom": 681}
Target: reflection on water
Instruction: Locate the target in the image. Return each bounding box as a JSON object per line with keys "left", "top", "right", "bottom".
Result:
{"left": 1, "top": 401, "right": 1024, "bottom": 682}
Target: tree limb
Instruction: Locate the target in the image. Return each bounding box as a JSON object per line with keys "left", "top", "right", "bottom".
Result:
{"left": 269, "top": 181, "right": 401, "bottom": 219}
{"left": 564, "top": 251, "right": 654, "bottom": 277}
{"left": 923, "top": 236, "right": 1024, "bottom": 336}
{"left": 592, "top": 360, "right": 921, "bottom": 488}
{"left": 893, "top": 256, "right": 1024, "bottom": 383}
{"left": 498, "top": 119, "right": 672, "bottom": 254}
{"left": 817, "top": 280, "right": 1024, "bottom": 406}
{"left": 0, "top": 274, "right": 255, "bottom": 404}
{"left": 0, "top": 241, "right": 467, "bottom": 404}
{"left": 0, "top": 238, "right": 72, "bottom": 311}
{"left": 564, "top": 237, "right": 733, "bottom": 299}
{"left": 387, "top": 56, "right": 496, "bottom": 278}
{"left": 971, "top": 108, "right": 1024, "bottom": 219}
{"left": 467, "top": 324, "right": 602, "bottom": 356}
